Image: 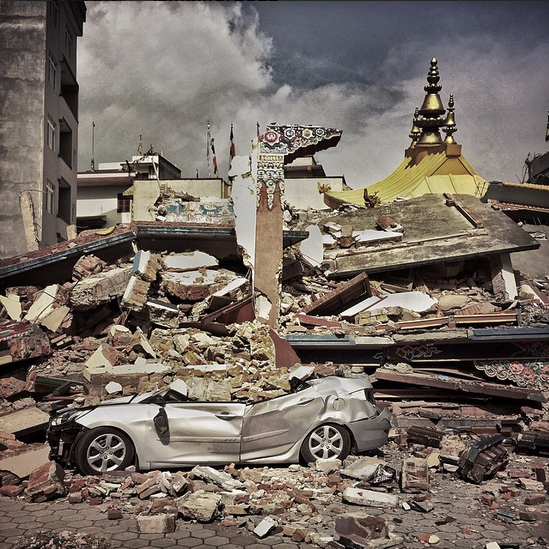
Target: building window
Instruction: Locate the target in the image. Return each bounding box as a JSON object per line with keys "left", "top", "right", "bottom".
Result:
{"left": 48, "top": 54, "right": 57, "bottom": 89}
{"left": 45, "top": 179, "right": 55, "bottom": 214}
{"left": 59, "top": 119, "right": 72, "bottom": 168}
{"left": 65, "top": 27, "right": 73, "bottom": 58}
{"left": 47, "top": 117, "right": 56, "bottom": 151}
{"left": 49, "top": 1, "right": 58, "bottom": 27}
{"left": 58, "top": 178, "right": 71, "bottom": 224}
{"left": 117, "top": 193, "right": 132, "bottom": 214}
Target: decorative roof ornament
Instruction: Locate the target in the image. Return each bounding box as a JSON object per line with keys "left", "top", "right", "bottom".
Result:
{"left": 409, "top": 106, "right": 421, "bottom": 147}
{"left": 258, "top": 124, "right": 342, "bottom": 209}
{"left": 416, "top": 57, "right": 446, "bottom": 146}
{"left": 443, "top": 94, "right": 457, "bottom": 144}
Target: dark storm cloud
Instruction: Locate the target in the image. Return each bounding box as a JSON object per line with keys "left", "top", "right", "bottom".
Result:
{"left": 77, "top": 1, "right": 549, "bottom": 187}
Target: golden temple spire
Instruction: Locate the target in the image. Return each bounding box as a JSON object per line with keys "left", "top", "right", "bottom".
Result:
{"left": 409, "top": 106, "right": 421, "bottom": 147}
{"left": 416, "top": 57, "right": 446, "bottom": 146}
{"left": 443, "top": 94, "right": 457, "bottom": 144}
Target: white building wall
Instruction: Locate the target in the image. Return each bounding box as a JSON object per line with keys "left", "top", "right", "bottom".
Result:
{"left": 77, "top": 185, "right": 129, "bottom": 226}
{"left": 284, "top": 176, "right": 347, "bottom": 210}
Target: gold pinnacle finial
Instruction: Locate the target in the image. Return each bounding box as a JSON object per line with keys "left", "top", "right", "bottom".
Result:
{"left": 409, "top": 107, "right": 421, "bottom": 147}
{"left": 415, "top": 57, "right": 446, "bottom": 146}
{"left": 444, "top": 94, "right": 457, "bottom": 144}
{"left": 425, "top": 57, "right": 441, "bottom": 92}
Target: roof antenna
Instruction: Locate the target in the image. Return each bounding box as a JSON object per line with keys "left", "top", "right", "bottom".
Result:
{"left": 91, "top": 121, "right": 95, "bottom": 171}
{"left": 207, "top": 120, "right": 211, "bottom": 177}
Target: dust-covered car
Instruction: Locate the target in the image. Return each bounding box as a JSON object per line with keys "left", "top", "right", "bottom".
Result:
{"left": 46, "top": 375, "right": 392, "bottom": 475}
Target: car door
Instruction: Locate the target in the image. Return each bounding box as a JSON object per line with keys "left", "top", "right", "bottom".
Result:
{"left": 143, "top": 401, "right": 246, "bottom": 468}
{"left": 239, "top": 385, "right": 325, "bottom": 462}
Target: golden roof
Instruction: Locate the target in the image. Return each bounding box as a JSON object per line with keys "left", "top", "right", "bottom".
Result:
{"left": 323, "top": 58, "right": 488, "bottom": 208}
{"left": 324, "top": 150, "right": 488, "bottom": 208}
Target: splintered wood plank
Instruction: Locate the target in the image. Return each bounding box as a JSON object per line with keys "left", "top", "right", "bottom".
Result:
{"left": 302, "top": 272, "right": 371, "bottom": 315}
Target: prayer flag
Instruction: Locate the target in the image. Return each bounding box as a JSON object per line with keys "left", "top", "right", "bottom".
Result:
{"left": 211, "top": 137, "right": 219, "bottom": 177}
{"left": 206, "top": 121, "right": 211, "bottom": 177}
{"left": 229, "top": 123, "right": 235, "bottom": 163}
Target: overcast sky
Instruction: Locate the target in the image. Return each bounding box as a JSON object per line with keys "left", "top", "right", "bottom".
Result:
{"left": 77, "top": 1, "right": 549, "bottom": 189}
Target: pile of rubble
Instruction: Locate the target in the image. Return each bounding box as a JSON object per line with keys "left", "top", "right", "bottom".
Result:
{"left": 12, "top": 530, "right": 112, "bottom": 549}
{"left": 0, "top": 239, "right": 547, "bottom": 422}
{"left": 1, "top": 424, "right": 549, "bottom": 547}
{"left": 0, "top": 196, "right": 549, "bottom": 546}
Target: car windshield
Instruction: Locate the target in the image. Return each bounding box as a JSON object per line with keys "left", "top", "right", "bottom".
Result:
{"left": 139, "top": 386, "right": 186, "bottom": 404}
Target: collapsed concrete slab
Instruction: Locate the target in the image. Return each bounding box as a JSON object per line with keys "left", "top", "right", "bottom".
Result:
{"left": 0, "top": 321, "right": 51, "bottom": 366}
{"left": 0, "top": 442, "right": 50, "bottom": 478}
{"left": 69, "top": 266, "right": 132, "bottom": 309}
{"left": 0, "top": 406, "right": 50, "bottom": 436}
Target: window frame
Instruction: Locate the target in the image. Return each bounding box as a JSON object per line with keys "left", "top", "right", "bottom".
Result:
{"left": 49, "top": 1, "right": 58, "bottom": 28}
{"left": 48, "top": 53, "right": 57, "bottom": 89}
{"left": 117, "top": 193, "right": 132, "bottom": 214}
{"left": 47, "top": 116, "right": 56, "bottom": 151}
{"left": 64, "top": 27, "right": 73, "bottom": 58}
{"left": 45, "top": 179, "right": 55, "bottom": 215}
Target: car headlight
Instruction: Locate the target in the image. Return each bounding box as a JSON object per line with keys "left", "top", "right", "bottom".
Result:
{"left": 50, "top": 408, "right": 90, "bottom": 427}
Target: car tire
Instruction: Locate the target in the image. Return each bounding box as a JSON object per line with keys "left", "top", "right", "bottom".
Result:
{"left": 74, "top": 427, "right": 135, "bottom": 475}
{"left": 300, "top": 423, "right": 351, "bottom": 463}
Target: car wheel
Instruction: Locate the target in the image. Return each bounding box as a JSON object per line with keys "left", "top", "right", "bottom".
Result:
{"left": 300, "top": 423, "right": 351, "bottom": 463}
{"left": 74, "top": 427, "right": 135, "bottom": 475}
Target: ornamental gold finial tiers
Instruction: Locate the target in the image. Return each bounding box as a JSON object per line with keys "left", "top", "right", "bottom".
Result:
{"left": 424, "top": 57, "right": 443, "bottom": 95}
{"left": 444, "top": 94, "right": 457, "bottom": 144}
{"left": 416, "top": 57, "right": 446, "bottom": 146}
{"left": 409, "top": 106, "right": 421, "bottom": 147}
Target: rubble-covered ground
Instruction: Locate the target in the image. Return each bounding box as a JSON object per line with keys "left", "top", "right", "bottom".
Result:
{"left": 1, "top": 215, "right": 549, "bottom": 548}
{"left": 12, "top": 530, "right": 112, "bottom": 549}
{"left": 3, "top": 431, "right": 549, "bottom": 548}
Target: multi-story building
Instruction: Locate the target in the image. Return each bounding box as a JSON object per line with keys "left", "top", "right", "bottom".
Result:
{"left": 0, "top": 1, "right": 86, "bottom": 259}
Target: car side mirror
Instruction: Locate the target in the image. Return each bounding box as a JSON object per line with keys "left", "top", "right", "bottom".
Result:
{"left": 153, "top": 406, "right": 169, "bottom": 438}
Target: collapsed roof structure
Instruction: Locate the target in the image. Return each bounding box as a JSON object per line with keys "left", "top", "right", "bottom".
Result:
{"left": 1, "top": 57, "right": 548, "bottom": 459}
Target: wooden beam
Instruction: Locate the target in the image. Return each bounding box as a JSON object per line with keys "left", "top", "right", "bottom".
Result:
{"left": 374, "top": 369, "right": 546, "bottom": 402}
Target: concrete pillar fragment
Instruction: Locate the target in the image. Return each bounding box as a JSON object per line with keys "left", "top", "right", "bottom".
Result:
{"left": 254, "top": 124, "right": 342, "bottom": 327}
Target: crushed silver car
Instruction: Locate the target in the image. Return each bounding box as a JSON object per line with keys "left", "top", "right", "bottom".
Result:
{"left": 47, "top": 375, "right": 392, "bottom": 475}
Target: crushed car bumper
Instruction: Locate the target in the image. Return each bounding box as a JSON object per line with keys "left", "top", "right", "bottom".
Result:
{"left": 348, "top": 407, "right": 392, "bottom": 452}
{"left": 46, "top": 423, "right": 84, "bottom": 467}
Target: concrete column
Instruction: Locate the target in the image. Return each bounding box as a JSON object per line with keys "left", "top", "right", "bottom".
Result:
{"left": 254, "top": 125, "right": 342, "bottom": 328}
